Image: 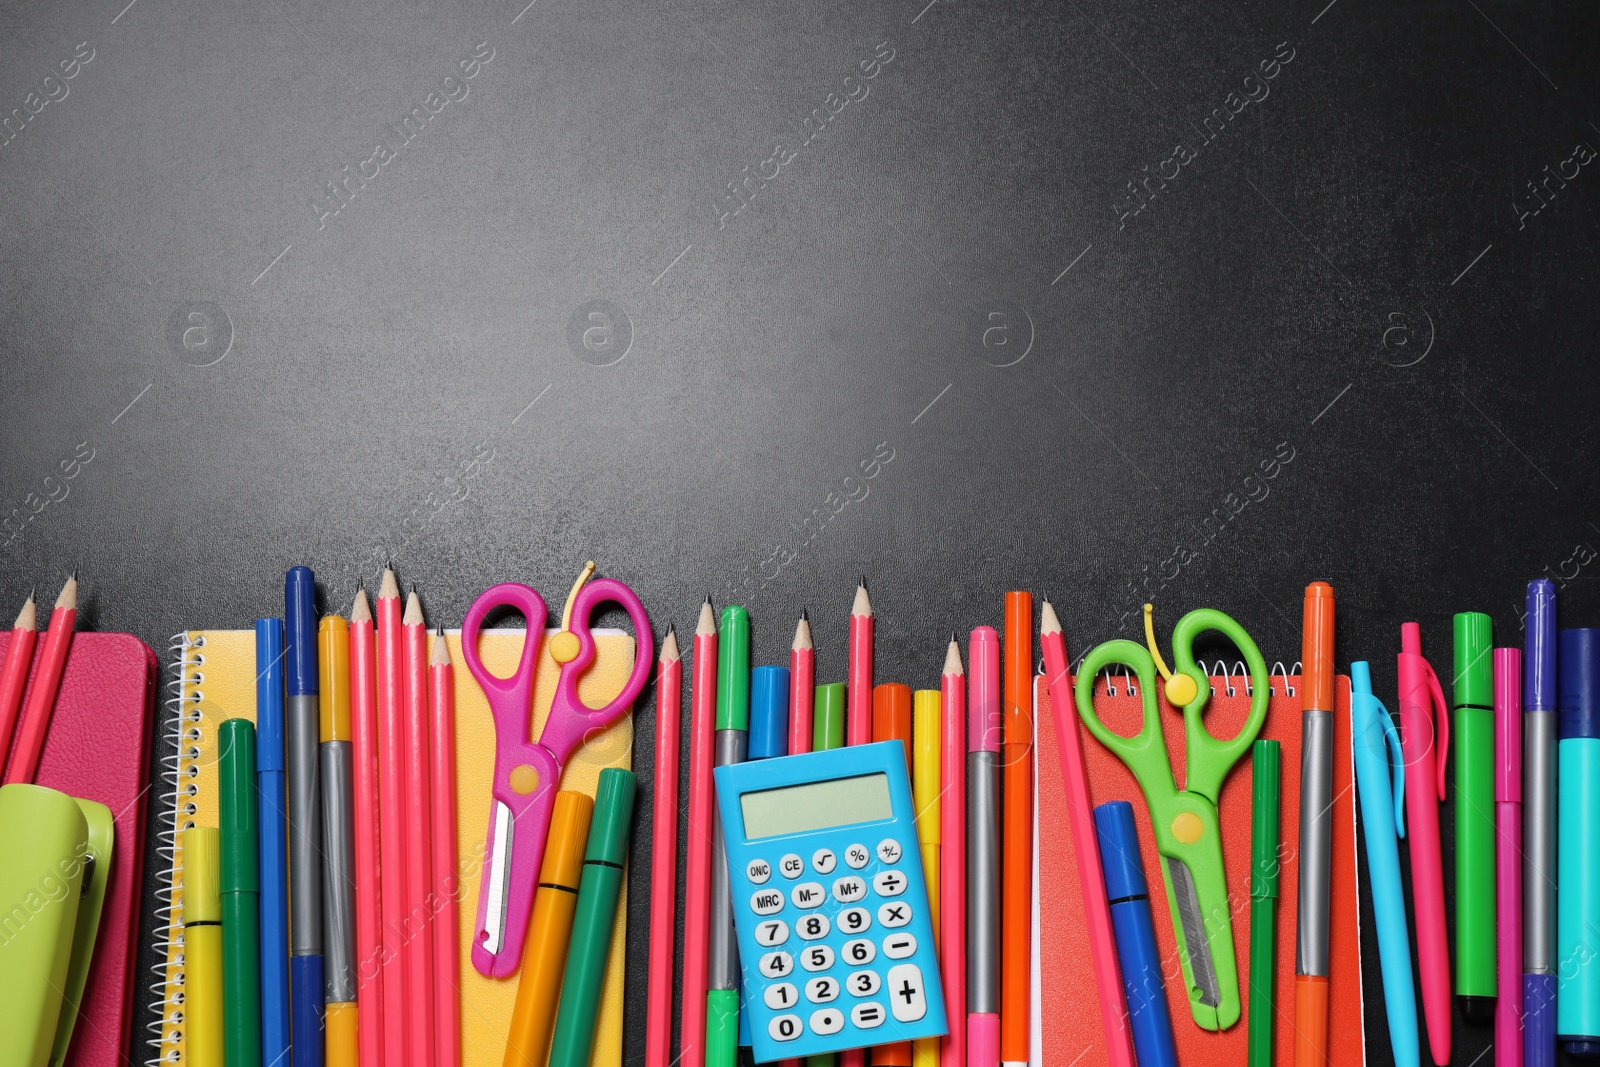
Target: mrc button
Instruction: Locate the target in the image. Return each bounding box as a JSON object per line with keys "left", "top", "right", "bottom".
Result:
{"left": 751, "top": 888, "right": 785, "bottom": 915}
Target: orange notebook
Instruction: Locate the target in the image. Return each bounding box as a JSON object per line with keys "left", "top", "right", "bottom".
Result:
{"left": 1036, "top": 670, "right": 1363, "bottom": 1066}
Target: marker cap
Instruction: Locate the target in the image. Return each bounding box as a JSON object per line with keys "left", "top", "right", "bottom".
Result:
{"left": 584, "top": 768, "right": 638, "bottom": 867}
{"left": 1495, "top": 648, "right": 1522, "bottom": 802}
{"left": 813, "top": 683, "right": 846, "bottom": 751}
{"left": 1250, "top": 739, "right": 1281, "bottom": 900}
{"left": 1452, "top": 612, "right": 1494, "bottom": 707}
{"left": 318, "top": 614, "right": 351, "bottom": 741}
{"left": 254, "top": 618, "right": 286, "bottom": 768}
{"left": 218, "top": 718, "right": 259, "bottom": 894}
{"left": 541, "top": 790, "right": 595, "bottom": 889}
{"left": 716, "top": 606, "right": 751, "bottom": 732}
{"left": 1560, "top": 629, "right": 1600, "bottom": 739}
{"left": 969, "top": 626, "right": 1001, "bottom": 753}
{"left": 1526, "top": 579, "right": 1558, "bottom": 712}
{"left": 1302, "top": 582, "right": 1335, "bottom": 711}
{"left": 284, "top": 566, "right": 318, "bottom": 697}
{"left": 748, "top": 666, "right": 791, "bottom": 760}
{"left": 183, "top": 826, "right": 222, "bottom": 923}
{"left": 1093, "top": 800, "right": 1147, "bottom": 901}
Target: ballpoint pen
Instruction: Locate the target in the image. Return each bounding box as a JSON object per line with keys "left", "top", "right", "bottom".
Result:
{"left": 1524, "top": 580, "right": 1557, "bottom": 1067}
{"left": 1455, "top": 611, "right": 1497, "bottom": 1022}
{"left": 1294, "top": 582, "right": 1334, "bottom": 1067}
{"left": 1496, "top": 647, "right": 1524, "bottom": 1067}
{"left": 1558, "top": 627, "right": 1600, "bottom": 1056}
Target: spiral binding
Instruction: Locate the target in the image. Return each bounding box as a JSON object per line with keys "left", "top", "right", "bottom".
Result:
{"left": 1086, "top": 660, "right": 1306, "bottom": 699}
{"left": 145, "top": 632, "right": 206, "bottom": 1066}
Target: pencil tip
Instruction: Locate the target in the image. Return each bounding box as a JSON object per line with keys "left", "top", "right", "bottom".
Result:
{"left": 801, "top": 607, "right": 809, "bottom": 621}
{"left": 859, "top": 575, "right": 868, "bottom": 591}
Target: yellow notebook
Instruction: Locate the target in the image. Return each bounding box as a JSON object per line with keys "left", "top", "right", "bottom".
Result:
{"left": 150, "top": 627, "right": 635, "bottom": 1067}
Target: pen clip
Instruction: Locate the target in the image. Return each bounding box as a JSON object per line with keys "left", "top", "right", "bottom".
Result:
{"left": 1375, "top": 696, "right": 1406, "bottom": 838}
{"left": 1423, "top": 660, "right": 1450, "bottom": 801}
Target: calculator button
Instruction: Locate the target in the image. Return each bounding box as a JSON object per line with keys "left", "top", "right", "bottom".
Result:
{"left": 800, "top": 945, "right": 835, "bottom": 972}
{"left": 876, "top": 839, "right": 903, "bottom": 864}
{"left": 768, "top": 1014, "right": 803, "bottom": 1042}
{"left": 779, "top": 853, "right": 805, "bottom": 879}
{"left": 842, "top": 938, "right": 876, "bottom": 966}
{"left": 797, "top": 913, "right": 831, "bottom": 941}
{"left": 844, "top": 843, "right": 871, "bottom": 869}
{"left": 847, "top": 968, "right": 882, "bottom": 996}
{"left": 810, "top": 1008, "right": 845, "bottom": 1036}
{"left": 878, "top": 902, "right": 912, "bottom": 928}
{"left": 751, "top": 889, "right": 786, "bottom": 916}
{"left": 746, "top": 858, "right": 772, "bottom": 885}
{"left": 805, "top": 976, "right": 840, "bottom": 1003}
{"left": 764, "top": 982, "right": 799, "bottom": 1010}
{"left": 812, "top": 848, "right": 837, "bottom": 875}
{"left": 882, "top": 932, "right": 917, "bottom": 959}
{"left": 873, "top": 871, "right": 908, "bottom": 897}
{"left": 792, "top": 882, "right": 826, "bottom": 909}
{"left": 887, "top": 964, "right": 928, "bottom": 1022}
{"left": 755, "top": 919, "right": 790, "bottom": 947}
{"left": 832, "top": 876, "right": 867, "bottom": 903}
{"left": 837, "top": 907, "right": 872, "bottom": 935}
{"left": 851, "top": 1002, "right": 887, "bottom": 1029}
{"left": 759, "top": 951, "right": 795, "bottom": 978}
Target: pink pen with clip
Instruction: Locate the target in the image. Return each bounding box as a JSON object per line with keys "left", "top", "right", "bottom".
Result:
{"left": 1497, "top": 647, "right": 1524, "bottom": 1067}
{"left": 968, "top": 627, "right": 1002, "bottom": 1067}
{"left": 1398, "top": 621, "right": 1452, "bottom": 1066}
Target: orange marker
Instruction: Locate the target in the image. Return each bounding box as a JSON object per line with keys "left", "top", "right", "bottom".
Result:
{"left": 1294, "top": 582, "right": 1337, "bottom": 1067}
{"left": 5, "top": 574, "right": 76, "bottom": 784}
{"left": 1000, "top": 592, "right": 1033, "bottom": 1067}
{"left": 872, "top": 683, "right": 914, "bottom": 1067}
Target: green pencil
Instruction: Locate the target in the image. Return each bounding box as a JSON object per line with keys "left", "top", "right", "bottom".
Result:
{"left": 1247, "top": 739, "right": 1281, "bottom": 1067}
{"left": 219, "top": 718, "right": 262, "bottom": 1067}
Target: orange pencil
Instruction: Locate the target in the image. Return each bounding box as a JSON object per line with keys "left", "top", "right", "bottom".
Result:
{"left": 0, "top": 587, "right": 38, "bottom": 773}
{"left": 1000, "top": 592, "right": 1033, "bottom": 1067}
{"left": 5, "top": 574, "right": 76, "bottom": 784}
{"left": 872, "top": 683, "right": 914, "bottom": 1067}
{"left": 375, "top": 570, "right": 409, "bottom": 1067}
{"left": 430, "top": 629, "right": 460, "bottom": 1067}
{"left": 350, "top": 587, "right": 384, "bottom": 1067}
{"left": 401, "top": 589, "right": 436, "bottom": 1067}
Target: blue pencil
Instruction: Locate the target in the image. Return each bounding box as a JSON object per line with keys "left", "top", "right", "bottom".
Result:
{"left": 257, "top": 618, "right": 292, "bottom": 1067}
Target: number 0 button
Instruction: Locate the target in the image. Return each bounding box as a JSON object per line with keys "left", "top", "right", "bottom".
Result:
{"left": 768, "top": 1014, "right": 802, "bottom": 1042}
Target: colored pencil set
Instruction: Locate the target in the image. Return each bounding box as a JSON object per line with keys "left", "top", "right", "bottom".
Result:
{"left": 0, "top": 575, "right": 79, "bottom": 784}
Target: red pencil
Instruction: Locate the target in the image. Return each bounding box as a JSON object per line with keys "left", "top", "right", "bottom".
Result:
{"left": 5, "top": 574, "right": 76, "bottom": 784}
{"left": 401, "top": 589, "right": 436, "bottom": 1067}
{"left": 1000, "top": 592, "right": 1033, "bottom": 1067}
{"left": 429, "top": 628, "right": 459, "bottom": 1067}
{"left": 0, "top": 588, "right": 38, "bottom": 773}
{"left": 788, "top": 612, "right": 814, "bottom": 758}
{"left": 681, "top": 599, "right": 718, "bottom": 1067}
{"left": 646, "top": 628, "right": 682, "bottom": 1067}
{"left": 848, "top": 581, "right": 873, "bottom": 746}
{"left": 939, "top": 636, "right": 968, "bottom": 1067}
{"left": 375, "top": 570, "right": 408, "bottom": 1067}
{"left": 350, "top": 588, "right": 384, "bottom": 1067}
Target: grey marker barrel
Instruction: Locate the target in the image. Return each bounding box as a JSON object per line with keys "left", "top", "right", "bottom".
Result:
{"left": 321, "top": 739, "right": 356, "bottom": 1000}
{"left": 708, "top": 727, "right": 747, "bottom": 991}
{"left": 287, "top": 693, "right": 324, "bottom": 954}
{"left": 968, "top": 748, "right": 1001, "bottom": 1012}
{"left": 1524, "top": 710, "right": 1556, "bottom": 972}
{"left": 1295, "top": 709, "right": 1333, "bottom": 977}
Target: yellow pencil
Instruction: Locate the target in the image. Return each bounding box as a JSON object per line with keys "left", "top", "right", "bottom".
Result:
{"left": 912, "top": 690, "right": 942, "bottom": 1067}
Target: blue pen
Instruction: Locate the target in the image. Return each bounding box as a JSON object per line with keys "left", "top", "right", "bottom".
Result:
{"left": 285, "top": 567, "right": 324, "bottom": 1067}
{"left": 739, "top": 664, "right": 791, "bottom": 1049}
{"left": 1524, "top": 579, "right": 1558, "bottom": 1067}
{"left": 1350, "top": 661, "right": 1419, "bottom": 1067}
{"left": 1094, "top": 801, "right": 1177, "bottom": 1067}
{"left": 257, "top": 618, "right": 293, "bottom": 1067}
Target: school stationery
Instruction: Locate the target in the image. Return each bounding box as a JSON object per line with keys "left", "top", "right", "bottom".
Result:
{"left": 374, "top": 572, "right": 407, "bottom": 1067}
{"left": 220, "top": 719, "right": 262, "bottom": 1067}
{"left": 1096, "top": 800, "right": 1178, "bottom": 1067}
{"left": 843, "top": 585, "right": 874, "bottom": 1067}
{"left": 0, "top": 589, "right": 37, "bottom": 770}
{"left": 1074, "top": 607, "right": 1269, "bottom": 1031}
{"left": 1039, "top": 601, "right": 1134, "bottom": 1067}
{"left": 713, "top": 740, "right": 949, "bottom": 1061}
{"left": 1559, "top": 628, "right": 1600, "bottom": 1056}
{"left": 810, "top": 682, "right": 847, "bottom": 1067}
{"left": 1497, "top": 647, "right": 1524, "bottom": 1067}
{"left": 462, "top": 568, "right": 652, "bottom": 978}
{"left": 646, "top": 629, "right": 681, "bottom": 1067}
{"left": 1247, "top": 740, "right": 1280, "bottom": 1067}
{"left": 937, "top": 639, "right": 967, "bottom": 1067}
{"left": 430, "top": 629, "right": 461, "bottom": 1067}
{"left": 184, "top": 827, "right": 224, "bottom": 1067}
{"left": 747, "top": 664, "right": 792, "bottom": 1053}
{"left": 911, "top": 689, "right": 941, "bottom": 1067}
{"left": 1455, "top": 610, "right": 1497, "bottom": 1021}
{"left": 348, "top": 590, "right": 383, "bottom": 1067}
{"left": 1293, "top": 581, "right": 1333, "bottom": 1067}
{"left": 6, "top": 575, "right": 76, "bottom": 784}
{"left": 871, "top": 687, "right": 913, "bottom": 1067}
{"left": 707, "top": 605, "right": 750, "bottom": 1067}
{"left": 1350, "top": 662, "right": 1417, "bottom": 1067}
{"left": 401, "top": 590, "right": 436, "bottom": 1065}
{"left": 966, "top": 626, "right": 1001, "bottom": 1067}
{"left": 683, "top": 599, "right": 718, "bottom": 1067}
{"left": 1038, "top": 666, "right": 1365, "bottom": 1066}
{"left": 257, "top": 618, "right": 293, "bottom": 1067}
{"left": 1524, "top": 580, "right": 1558, "bottom": 1067}
{"left": 548, "top": 769, "right": 638, "bottom": 1067}
{"left": 1000, "top": 591, "right": 1032, "bottom": 1067}
{"left": 320, "top": 614, "right": 358, "bottom": 1067}
{"left": 791, "top": 614, "right": 815, "bottom": 762}
{"left": 285, "top": 567, "right": 325, "bottom": 1067}
{"left": 1398, "top": 621, "right": 1452, "bottom": 1065}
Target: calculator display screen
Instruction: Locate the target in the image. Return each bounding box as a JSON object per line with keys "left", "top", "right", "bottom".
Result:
{"left": 739, "top": 772, "right": 893, "bottom": 839}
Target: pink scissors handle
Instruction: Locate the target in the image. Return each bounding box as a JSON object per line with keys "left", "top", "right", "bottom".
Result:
{"left": 541, "top": 577, "right": 655, "bottom": 764}
{"left": 461, "top": 582, "right": 550, "bottom": 734}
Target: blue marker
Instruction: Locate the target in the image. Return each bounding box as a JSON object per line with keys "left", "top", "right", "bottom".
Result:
{"left": 284, "top": 567, "right": 325, "bottom": 1067}
{"left": 256, "top": 618, "right": 292, "bottom": 1067}
{"left": 1094, "top": 800, "right": 1176, "bottom": 1067}
{"left": 739, "top": 664, "right": 791, "bottom": 1049}
{"left": 1559, "top": 627, "right": 1600, "bottom": 1056}
{"left": 1525, "top": 579, "right": 1558, "bottom": 1067}
{"left": 1350, "top": 661, "right": 1418, "bottom": 1067}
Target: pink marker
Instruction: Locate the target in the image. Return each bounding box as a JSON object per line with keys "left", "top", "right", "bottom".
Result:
{"left": 1497, "top": 647, "right": 1525, "bottom": 1066}
{"left": 940, "top": 637, "right": 968, "bottom": 1067}
{"left": 968, "top": 626, "right": 1002, "bottom": 1067}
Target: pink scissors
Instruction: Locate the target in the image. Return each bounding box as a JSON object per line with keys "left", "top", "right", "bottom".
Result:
{"left": 461, "top": 565, "right": 652, "bottom": 978}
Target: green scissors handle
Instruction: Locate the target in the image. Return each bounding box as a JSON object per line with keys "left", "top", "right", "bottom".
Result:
{"left": 1072, "top": 607, "right": 1270, "bottom": 1032}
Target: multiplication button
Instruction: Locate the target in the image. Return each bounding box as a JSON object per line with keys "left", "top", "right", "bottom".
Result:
{"left": 809, "top": 1008, "right": 845, "bottom": 1036}
{"left": 791, "top": 882, "right": 826, "bottom": 909}
{"left": 876, "top": 839, "right": 902, "bottom": 864}
{"left": 832, "top": 876, "right": 867, "bottom": 903}
{"left": 873, "top": 871, "right": 907, "bottom": 897}
{"left": 851, "top": 1002, "right": 887, "bottom": 1029}
{"left": 878, "top": 902, "right": 912, "bottom": 928}
{"left": 768, "top": 1014, "right": 802, "bottom": 1042}
{"left": 746, "top": 858, "right": 772, "bottom": 885}
{"left": 751, "top": 889, "right": 785, "bottom": 916}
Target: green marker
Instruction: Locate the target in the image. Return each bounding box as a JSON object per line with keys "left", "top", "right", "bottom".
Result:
{"left": 806, "top": 683, "right": 847, "bottom": 1067}
{"left": 219, "top": 718, "right": 262, "bottom": 1067}
{"left": 1454, "top": 611, "right": 1496, "bottom": 1022}
{"left": 1247, "top": 740, "right": 1281, "bottom": 1067}
{"left": 706, "top": 606, "right": 751, "bottom": 1067}
{"left": 547, "top": 768, "right": 638, "bottom": 1067}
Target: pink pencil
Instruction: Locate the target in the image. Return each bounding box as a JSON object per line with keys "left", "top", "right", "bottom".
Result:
{"left": 375, "top": 570, "right": 409, "bottom": 1067}
{"left": 844, "top": 582, "right": 874, "bottom": 1067}
{"left": 1039, "top": 600, "right": 1134, "bottom": 1067}
{"left": 429, "top": 629, "right": 460, "bottom": 1067}
{"left": 789, "top": 612, "right": 814, "bottom": 758}
{"left": 1496, "top": 647, "right": 1524, "bottom": 1067}
{"left": 681, "top": 599, "right": 717, "bottom": 1067}
{"left": 401, "top": 590, "right": 436, "bottom": 1067}
{"left": 350, "top": 588, "right": 384, "bottom": 1067}
{"left": 646, "top": 628, "right": 682, "bottom": 1067}
{"left": 0, "top": 588, "right": 37, "bottom": 773}
{"left": 939, "top": 637, "right": 968, "bottom": 1067}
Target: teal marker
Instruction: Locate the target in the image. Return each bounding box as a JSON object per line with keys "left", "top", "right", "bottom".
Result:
{"left": 1558, "top": 628, "right": 1600, "bottom": 1055}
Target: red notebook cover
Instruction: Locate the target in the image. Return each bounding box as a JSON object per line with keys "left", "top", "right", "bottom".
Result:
{"left": 0, "top": 631, "right": 157, "bottom": 1067}
{"left": 1037, "top": 671, "right": 1363, "bottom": 1066}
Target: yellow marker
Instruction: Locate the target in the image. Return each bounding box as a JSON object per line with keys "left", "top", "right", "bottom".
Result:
{"left": 320, "top": 614, "right": 358, "bottom": 1067}
{"left": 184, "top": 827, "right": 225, "bottom": 1067}
{"left": 504, "top": 790, "right": 595, "bottom": 1067}
{"left": 912, "top": 690, "right": 942, "bottom": 1067}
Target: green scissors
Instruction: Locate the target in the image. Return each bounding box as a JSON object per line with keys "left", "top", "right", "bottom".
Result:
{"left": 1073, "top": 604, "right": 1270, "bottom": 1031}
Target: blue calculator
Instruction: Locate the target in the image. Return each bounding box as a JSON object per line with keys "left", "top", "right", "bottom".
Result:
{"left": 714, "top": 741, "right": 947, "bottom": 1062}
